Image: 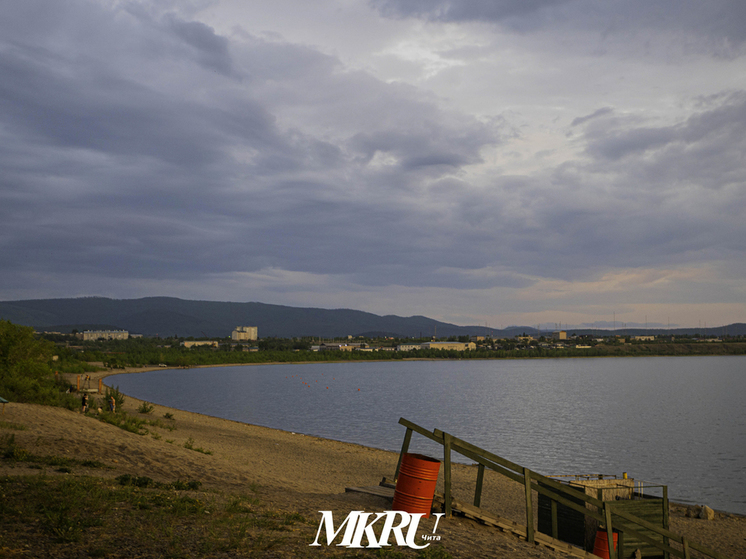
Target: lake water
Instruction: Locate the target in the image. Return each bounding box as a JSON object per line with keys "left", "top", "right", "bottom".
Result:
{"left": 109, "top": 355, "right": 746, "bottom": 515}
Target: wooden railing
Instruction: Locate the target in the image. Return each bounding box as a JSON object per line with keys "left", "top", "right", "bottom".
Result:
{"left": 394, "top": 418, "right": 730, "bottom": 559}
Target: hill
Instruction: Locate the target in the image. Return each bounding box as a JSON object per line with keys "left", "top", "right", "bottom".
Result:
{"left": 2, "top": 297, "right": 743, "bottom": 339}
{"left": 0, "top": 297, "right": 506, "bottom": 339}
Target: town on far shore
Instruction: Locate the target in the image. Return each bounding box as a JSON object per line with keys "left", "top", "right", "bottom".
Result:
{"left": 50, "top": 325, "right": 743, "bottom": 356}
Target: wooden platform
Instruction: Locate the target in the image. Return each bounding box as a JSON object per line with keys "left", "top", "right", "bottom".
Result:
{"left": 344, "top": 483, "right": 599, "bottom": 559}
{"left": 432, "top": 494, "right": 600, "bottom": 559}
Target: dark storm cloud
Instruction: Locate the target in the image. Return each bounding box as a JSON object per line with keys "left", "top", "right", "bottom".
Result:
{"left": 370, "top": 0, "right": 570, "bottom": 22}
{"left": 350, "top": 123, "right": 494, "bottom": 171}
{"left": 162, "top": 15, "right": 234, "bottom": 76}
{"left": 570, "top": 107, "right": 613, "bottom": 127}
{"left": 0, "top": 46, "right": 227, "bottom": 167}
{"left": 371, "top": 0, "right": 746, "bottom": 53}
{"left": 580, "top": 91, "right": 746, "bottom": 186}
{"left": 0, "top": 0, "right": 507, "bottom": 296}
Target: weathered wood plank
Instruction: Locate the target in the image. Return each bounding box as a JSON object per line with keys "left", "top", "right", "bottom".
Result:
{"left": 345, "top": 485, "right": 395, "bottom": 499}
{"left": 434, "top": 494, "right": 599, "bottom": 559}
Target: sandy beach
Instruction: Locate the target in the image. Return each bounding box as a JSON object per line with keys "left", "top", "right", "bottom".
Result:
{"left": 1, "top": 366, "right": 744, "bottom": 558}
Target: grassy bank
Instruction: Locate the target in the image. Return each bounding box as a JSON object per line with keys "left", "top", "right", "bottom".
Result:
{"left": 0, "top": 435, "right": 450, "bottom": 559}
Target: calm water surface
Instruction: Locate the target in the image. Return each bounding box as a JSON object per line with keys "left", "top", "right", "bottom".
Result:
{"left": 109, "top": 356, "right": 746, "bottom": 514}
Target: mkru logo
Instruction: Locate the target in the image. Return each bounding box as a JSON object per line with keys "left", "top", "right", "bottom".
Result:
{"left": 310, "top": 510, "right": 445, "bottom": 549}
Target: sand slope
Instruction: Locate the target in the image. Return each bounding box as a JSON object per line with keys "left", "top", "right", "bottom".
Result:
{"left": 1, "top": 367, "right": 743, "bottom": 558}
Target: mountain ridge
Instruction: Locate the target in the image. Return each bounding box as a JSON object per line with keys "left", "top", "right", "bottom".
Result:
{"left": 1, "top": 297, "right": 744, "bottom": 339}
{"left": 0, "top": 296, "right": 499, "bottom": 338}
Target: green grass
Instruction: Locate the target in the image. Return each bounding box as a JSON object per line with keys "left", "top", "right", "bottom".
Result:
{"left": 0, "top": 474, "right": 326, "bottom": 557}
{"left": 0, "top": 421, "right": 27, "bottom": 430}
{"left": 94, "top": 409, "right": 150, "bottom": 434}
{"left": 0, "top": 434, "right": 109, "bottom": 470}
{"left": 91, "top": 409, "right": 176, "bottom": 436}
{"left": 183, "top": 436, "right": 213, "bottom": 455}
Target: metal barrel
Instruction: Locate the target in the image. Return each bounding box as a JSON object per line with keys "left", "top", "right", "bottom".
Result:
{"left": 392, "top": 453, "right": 441, "bottom": 518}
{"left": 592, "top": 529, "right": 618, "bottom": 559}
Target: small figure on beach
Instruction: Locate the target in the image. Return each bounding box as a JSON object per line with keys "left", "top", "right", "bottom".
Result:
{"left": 109, "top": 395, "right": 116, "bottom": 413}
{"left": 81, "top": 393, "right": 89, "bottom": 413}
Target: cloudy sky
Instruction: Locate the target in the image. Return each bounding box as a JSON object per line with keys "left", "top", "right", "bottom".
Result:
{"left": 2, "top": 0, "right": 745, "bottom": 329}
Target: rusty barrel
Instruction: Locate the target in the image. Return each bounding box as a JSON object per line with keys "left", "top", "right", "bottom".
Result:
{"left": 592, "top": 529, "right": 618, "bottom": 559}
{"left": 392, "top": 453, "right": 441, "bottom": 518}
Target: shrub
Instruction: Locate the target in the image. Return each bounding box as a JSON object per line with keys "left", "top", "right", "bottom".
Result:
{"left": 0, "top": 320, "right": 80, "bottom": 410}
{"left": 137, "top": 402, "right": 154, "bottom": 414}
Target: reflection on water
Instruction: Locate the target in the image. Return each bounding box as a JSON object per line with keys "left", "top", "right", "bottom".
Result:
{"left": 109, "top": 355, "right": 746, "bottom": 514}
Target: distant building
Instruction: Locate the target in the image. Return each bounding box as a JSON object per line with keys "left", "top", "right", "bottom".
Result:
{"left": 231, "top": 326, "right": 258, "bottom": 341}
{"left": 81, "top": 330, "right": 129, "bottom": 341}
{"left": 633, "top": 336, "right": 655, "bottom": 341}
{"left": 396, "top": 344, "right": 420, "bottom": 352}
{"left": 181, "top": 341, "right": 219, "bottom": 348}
{"left": 420, "top": 341, "right": 476, "bottom": 351}
{"left": 319, "top": 343, "right": 365, "bottom": 351}
{"left": 552, "top": 331, "right": 567, "bottom": 340}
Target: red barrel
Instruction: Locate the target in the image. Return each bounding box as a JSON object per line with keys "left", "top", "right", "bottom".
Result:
{"left": 593, "top": 529, "right": 618, "bottom": 559}
{"left": 393, "top": 453, "right": 441, "bottom": 518}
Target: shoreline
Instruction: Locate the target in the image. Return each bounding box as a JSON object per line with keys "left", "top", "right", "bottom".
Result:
{"left": 1, "top": 365, "right": 743, "bottom": 557}
{"left": 95, "top": 363, "right": 746, "bottom": 517}
{"left": 90, "top": 366, "right": 746, "bottom": 520}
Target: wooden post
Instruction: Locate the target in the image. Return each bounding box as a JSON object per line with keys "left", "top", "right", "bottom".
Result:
{"left": 551, "top": 498, "right": 558, "bottom": 540}
{"left": 663, "top": 485, "right": 670, "bottom": 559}
{"left": 444, "top": 432, "right": 452, "bottom": 517}
{"left": 394, "top": 427, "right": 413, "bottom": 481}
{"left": 604, "top": 503, "right": 616, "bottom": 559}
{"left": 524, "top": 468, "right": 534, "bottom": 544}
{"left": 98, "top": 378, "right": 103, "bottom": 394}
{"left": 76, "top": 375, "right": 80, "bottom": 391}
{"left": 682, "top": 538, "right": 690, "bottom": 559}
{"left": 474, "top": 463, "right": 485, "bottom": 507}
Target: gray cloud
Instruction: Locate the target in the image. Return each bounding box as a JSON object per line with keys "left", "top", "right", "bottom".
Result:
{"left": 370, "top": 0, "right": 570, "bottom": 23}
{"left": 0, "top": 0, "right": 506, "bottom": 295}
{"left": 371, "top": 0, "right": 746, "bottom": 54}
{"left": 1, "top": 0, "right": 744, "bottom": 326}
{"left": 571, "top": 107, "right": 614, "bottom": 127}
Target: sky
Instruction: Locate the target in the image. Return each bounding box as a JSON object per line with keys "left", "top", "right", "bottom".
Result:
{"left": 1, "top": 0, "right": 745, "bottom": 330}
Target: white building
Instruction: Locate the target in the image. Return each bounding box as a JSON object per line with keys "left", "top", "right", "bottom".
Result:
{"left": 82, "top": 330, "right": 129, "bottom": 341}
{"left": 232, "top": 326, "right": 258, "bottom": 341}
{"left": 181, "top": 341, "right": 219, "bottom": 348}
{"left": 420, "top": 341, "right": 476, "bottom": 351}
